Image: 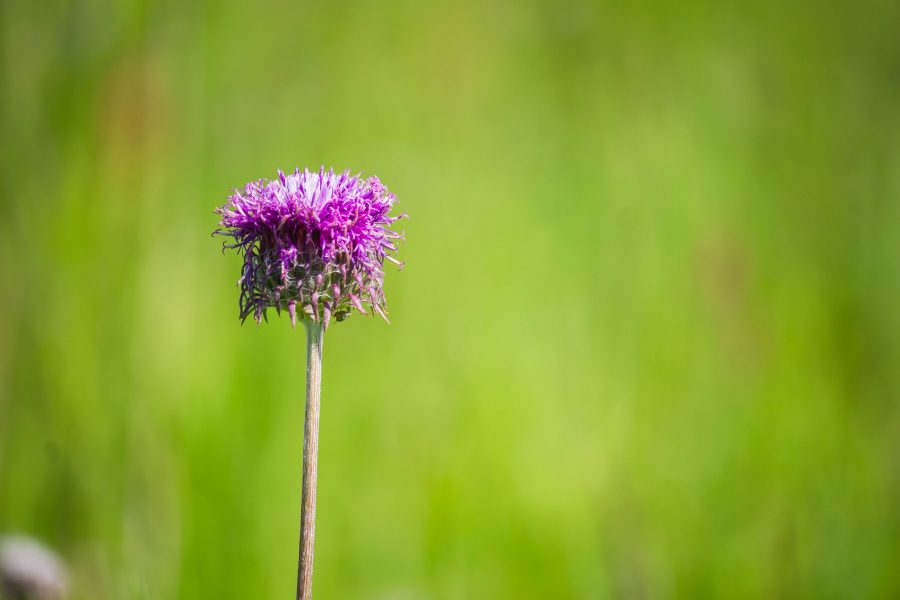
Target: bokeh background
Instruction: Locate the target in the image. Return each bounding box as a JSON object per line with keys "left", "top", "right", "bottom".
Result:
{"left": 2, "top": 0, "right": 899, "bottom": 598}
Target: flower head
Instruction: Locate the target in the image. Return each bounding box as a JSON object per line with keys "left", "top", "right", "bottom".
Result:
{"left": 215, "top": 167, "right": 405, "bottom": 327}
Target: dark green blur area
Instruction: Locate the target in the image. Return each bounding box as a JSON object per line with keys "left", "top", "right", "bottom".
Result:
{"left": 1, "top": 0, "right": 899, "bottom": 598}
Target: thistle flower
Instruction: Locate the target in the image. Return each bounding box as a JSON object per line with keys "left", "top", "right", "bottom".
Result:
{"left": 213, "top": 167, "right": 406, "bottom": 600}
{"left": 215, "top": 167, "right": 405, "bottom": 328}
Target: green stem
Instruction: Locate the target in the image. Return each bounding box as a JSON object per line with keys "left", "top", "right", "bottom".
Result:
{"left": 297, "top": 320, "right": 323, "bottom": 600}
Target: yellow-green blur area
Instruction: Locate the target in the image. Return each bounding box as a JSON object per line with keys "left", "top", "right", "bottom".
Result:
{"left": 1, "top": 0, "right": 899, "bottom": 598}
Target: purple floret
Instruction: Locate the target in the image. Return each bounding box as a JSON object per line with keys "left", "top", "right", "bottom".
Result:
{"left": 215, "top": 167, "right": 405, "bottom": 327}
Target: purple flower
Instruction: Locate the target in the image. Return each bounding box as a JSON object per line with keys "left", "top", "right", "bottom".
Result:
{"left": 215, "top": 168, "right": 405, "bottom": 327}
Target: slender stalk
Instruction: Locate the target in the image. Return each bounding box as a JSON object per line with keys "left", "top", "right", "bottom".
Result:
{"left": 297, "top": 320, "right": 324, "bottom": 600}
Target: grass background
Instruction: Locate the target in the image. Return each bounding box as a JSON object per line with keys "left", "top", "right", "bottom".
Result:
{"left": 1, "top": 0, "right": 899, "bottom": 598}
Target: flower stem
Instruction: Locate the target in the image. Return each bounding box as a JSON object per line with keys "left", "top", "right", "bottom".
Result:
{"left": 297, "top": 320, "right": 324, "bottom": 600}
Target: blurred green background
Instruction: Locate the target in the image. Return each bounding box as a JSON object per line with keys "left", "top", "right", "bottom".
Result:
{"left": 1, "top": 0, "right": 899, "bottom": 598}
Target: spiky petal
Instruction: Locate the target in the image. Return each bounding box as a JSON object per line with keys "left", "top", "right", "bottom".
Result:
{"left": 215, "top": 167, "right": 405, "bottom": 326}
